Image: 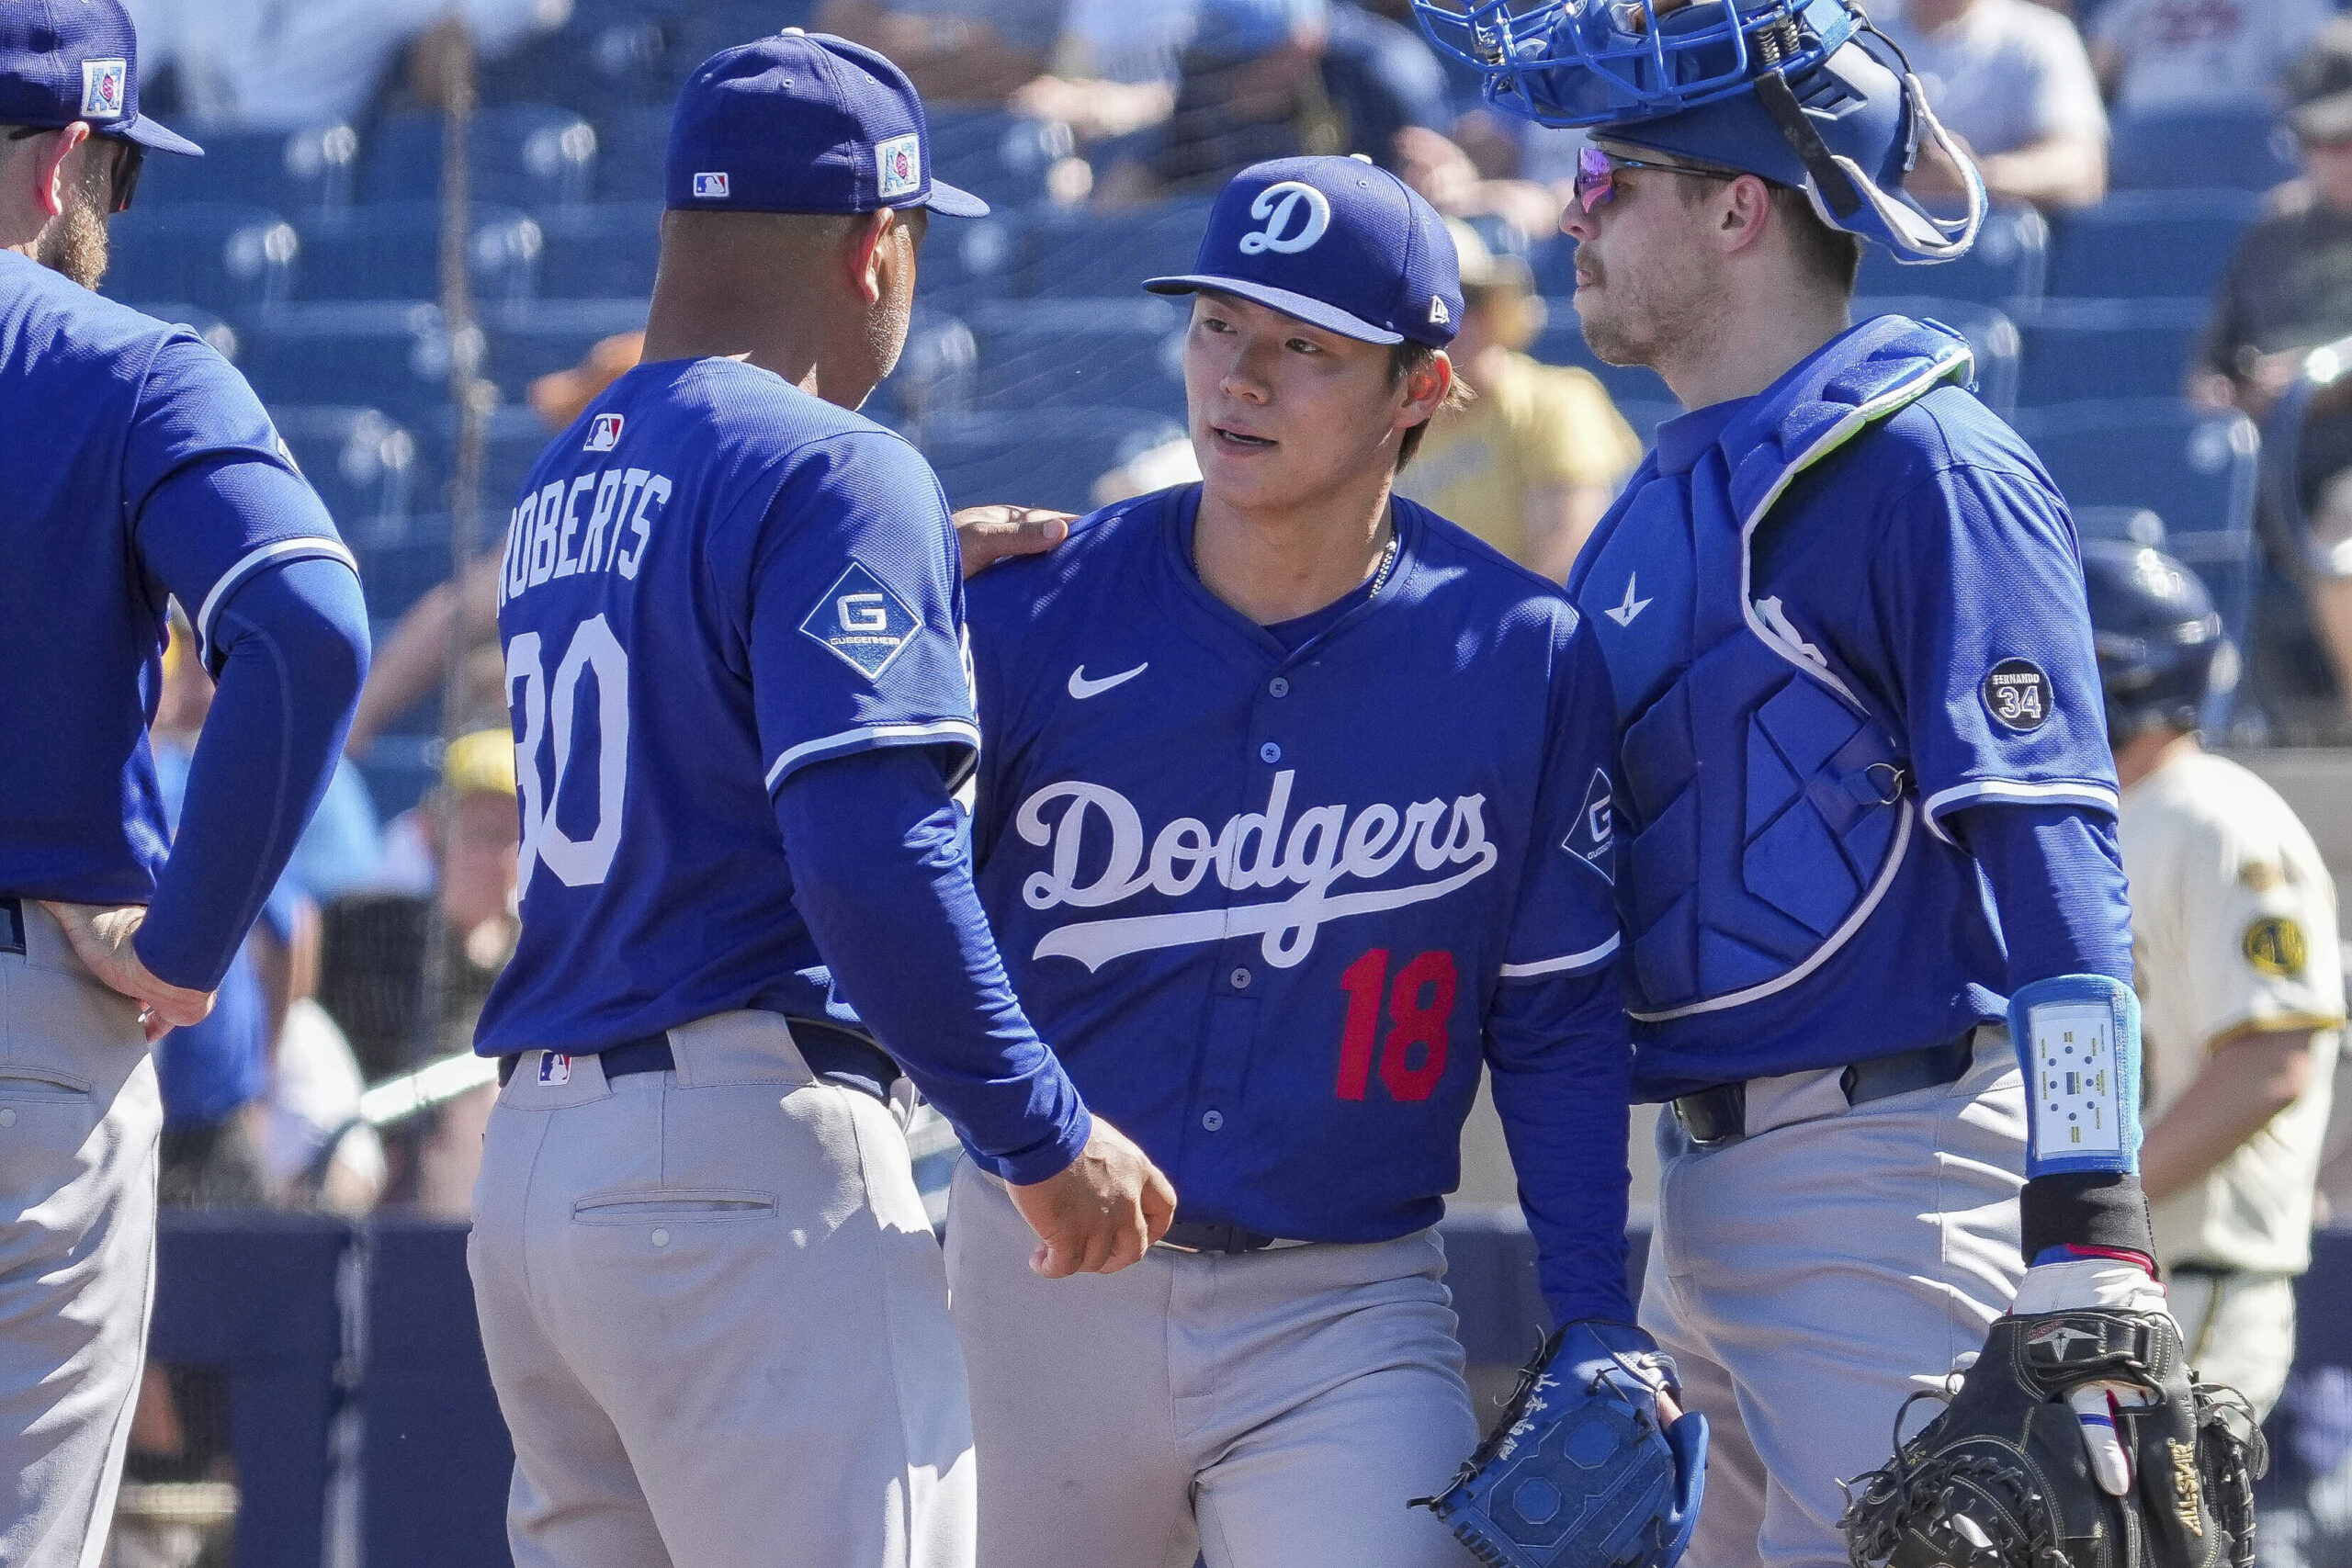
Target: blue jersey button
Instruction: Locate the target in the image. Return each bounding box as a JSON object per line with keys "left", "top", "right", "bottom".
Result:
{"left": 1259, "top": 741, "right": 1282, "bottom": 763}
{"left": 1268, "top": 676, "right": 1290, "bottom": 697}
{"left": 1229, "top": 967, "right": 1251, "bottom": 989}
{"left": 1201, "top": 1109, "right": 1224, "bottom": 1132}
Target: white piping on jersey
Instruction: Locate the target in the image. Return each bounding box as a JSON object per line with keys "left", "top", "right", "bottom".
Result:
{"left": 195, "top": 536, "right": 360, "bottom": 655}
{"left": 763, "top": 717, "right": 980, "bottom": 792}
{"left": 1629, "top": 798, "right": 1917, "bottom": 1022}
{"left": 1919, "top": 778, "right": 2122, "bottom": 844}
{"left": 1498, "top": 932, "right": 1622, "bottom": 980}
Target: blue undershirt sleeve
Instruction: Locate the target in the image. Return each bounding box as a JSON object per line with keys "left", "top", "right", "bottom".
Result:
{"left": 1487, "top": 965, "right": 1637, "bottom": 1326}
{"left": 134, "top": 550, "right": 369, "bottom": 990}
{"left": 775, "top": 745, "right": 1091, "bottom": 1187}
{"left": 1950, "top": 801, "right": 2134, "bottom": 993}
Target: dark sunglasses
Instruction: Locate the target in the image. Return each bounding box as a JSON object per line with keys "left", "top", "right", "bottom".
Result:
{"left": 1573, "top": 145, "right": 1736, "bottom": 214}
{"left": 8, "top": 124, "right": 143, "bottom": 213}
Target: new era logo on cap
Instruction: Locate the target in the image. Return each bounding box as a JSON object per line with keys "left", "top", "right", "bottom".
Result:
{"left": 585, "top": 413, "right": 624, "bottom": 452}
{"left": 693, "top": 171, "right": 729, "bottom": 199}
{"left": 876, "top": 133, "right": 922, "bottom": 199}
{"left": 81, "top": 59, "right": 125, "bottom": 119}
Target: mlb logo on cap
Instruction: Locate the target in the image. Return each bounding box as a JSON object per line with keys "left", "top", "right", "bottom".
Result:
{"left": 586, "top": 413, "right": 624, "bottom": 452}
{"left": 693, "top": 171, "right": 729, "bottom": 200}
{"left": 81, "top": 60, "right": 124, "bottom": 119}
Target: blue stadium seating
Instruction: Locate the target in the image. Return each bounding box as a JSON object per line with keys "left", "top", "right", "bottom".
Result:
{"left": 1854, "top": 298, "right": 2022, "bottom": 415}
{"left": 1529, "top": 302, "right": 1673, "bottom": 405}
{"left": 969, "top": 299, "right": 1189, "bottom": 418}
{"left": 478, "top": 299, "right": 650, "bottom": 402}
{"left": 919, "top": 211, "right": 1023, "bottom": 313}
{"left": 141, "top": 125, "right": 358, "bottom": 211}
{"left": 270, "top": 406, "right": 421, "bottom": 543}
{"left": 477, "top": 0, "right": 703, "bottom": 121}
{"left": 418, "top": 405, "right": 562, "bottom": 518}
{"left": 591, "top": 107, "right": 672, "bottom": 203}
{"left": 1854, "top": 203, "right": 2049, "bottom": 305}
{"left": 2010, "top": 298, "right": 2209, "bottom": 406}
{"left": 2071, "top": 505, "right": 2168, "bottom": 548}
{"left": 924, "top": 111, "right": 1077, "bottom": 212}
{"left": 917, "top": 409, "right": 1187, "bottom": 513}
{"left": 104, "top": 204, "right": 297, "bottom": 314}
{"left": 128, "top": 301, "right": 243, "bottom": 363}
{"left": 532, "top": 204, "right": 662, "bottom": 299}
{"left": 2012, "top": 399, "right": 2259, "bottom": 648}
{"left": 359, "top": 107, "right": 600, "bottom": 209}
{"left": 353, "top": 533, "right": 461, "bottom": 627}
{"left": 875, "top": 313, "right": 979, "bottom": 424}
{"left": 293, "top": 203, "right": 542, "bottom": 305}
{"left": 239, "top": 302, "right": 460, "bottom": 423}
{"left": 2045, "top": 190, "right": 2263, "bottom": 300}
{"left": 1012, "top": 202, "right": 1216, "bottom": 298}
{"left": 2109, "top": 107, "right": 2300, "bottom": 193}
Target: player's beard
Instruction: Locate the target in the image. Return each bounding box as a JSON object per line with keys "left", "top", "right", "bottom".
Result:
{"left": 37, "top": 178, "right": 110, "bottom": 292}
{"left": 1577, "top": 248, "right": 1716, "bottom": 373}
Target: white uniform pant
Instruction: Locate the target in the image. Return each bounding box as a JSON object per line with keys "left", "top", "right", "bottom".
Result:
{"left": 0, "top": 902, "right": 160, "bottom": 1568}
{"left": 467, "top": 1010, "right": 974, "bottom": 1568}
{"left": 945, "top": 1158, "right": 1479, "bottom": 1568}
{"left": 2171, "top": 1268, "right": 2297, "bottom": 1419}
{"left": 1640, "top": 1028, "right": 2028, "bottom": 1568}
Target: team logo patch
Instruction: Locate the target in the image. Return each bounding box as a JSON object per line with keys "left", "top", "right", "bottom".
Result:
{"left": 1238, "top": 181, "right": 1331, "bottom": 256}
{"left": 1982, "top": 658, "right": 2052, "bottom": 732}
{"left": 2243, "top": 916, "right": 2307, "bottom": 977}
{"left": 2023, "top": 1318, "right": 2106, "bottom": 1363}
{"left": 692, "top": 171, "right": 730, "bottom": 199}
{"left": 1562, "top": 768, "right": 1614, "bottom": 884}
{"left": 537, "top": 1051, "right": 571, "bottom": 1086}
{"left": 876, "top": 134, "right": 922, "bottom": 200}
{"left": 586, "top": 412, "right": 624, "bottom": 452}
{"left": 800, "top": 562, "right": 922, "bottom": 680}
{"left": 81, "top": 60, "right": 126, "bottom": 119}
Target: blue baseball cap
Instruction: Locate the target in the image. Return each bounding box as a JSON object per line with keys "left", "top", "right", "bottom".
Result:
{"left": 0, "top": 0, "right": 199, "bottom": 156}
{"left": 667, "top": 31, "right": 985, "bottom": 218}
{"left": 1145, "top": 156, "right": 1462, "bottom": 348}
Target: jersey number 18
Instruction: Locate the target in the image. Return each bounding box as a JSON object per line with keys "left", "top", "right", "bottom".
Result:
{"left": 1336, "top": 949, "right": 1458, "bottom": 1103}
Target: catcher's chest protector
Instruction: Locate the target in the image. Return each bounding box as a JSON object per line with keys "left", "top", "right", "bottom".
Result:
{"left": 1585, "top": 318, "right": 1974, "bottom": 1021}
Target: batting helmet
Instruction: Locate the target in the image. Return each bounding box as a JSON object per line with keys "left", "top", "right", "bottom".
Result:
{"left": 2081, "top": 538, "right": 2234, "bottom": 742}
{"left": 1409, "top": 0, "right": 1983, "bottom": 263}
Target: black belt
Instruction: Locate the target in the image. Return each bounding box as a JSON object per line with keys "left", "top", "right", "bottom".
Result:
{"left": 1155, "top": 1220, "right": 1307, "bottom": 1255}
{"left": 1671, "top": 1030, "right": 1979, "bottom": 1148}
{"left": 496, "top": 1018, "right": 899, "bottom": 1104}
{"left": 0, "top": 897, "right": 21, "bottom": 955}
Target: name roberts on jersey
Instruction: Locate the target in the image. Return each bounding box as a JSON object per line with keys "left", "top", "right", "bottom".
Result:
{"left": 497, "top": 459, "right": 675, "bottom": 604}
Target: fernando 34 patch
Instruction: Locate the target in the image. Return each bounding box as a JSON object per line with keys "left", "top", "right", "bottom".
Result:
{"left": 801, "top": 561, "right": 921, "bottom": 680}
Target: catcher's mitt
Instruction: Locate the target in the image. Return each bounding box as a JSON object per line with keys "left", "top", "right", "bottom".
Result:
{"left": 1417, "top": 1320, "right": 1708, "bottom": 1568}
{"left": 1840, "top": 1310, "right": 2267, "bottom": 1568}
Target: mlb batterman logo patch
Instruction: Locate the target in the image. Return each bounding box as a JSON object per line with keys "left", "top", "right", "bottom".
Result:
{"left": 82, "top": 60, "right": 126, "bottom": 119}
{"left": 586, "top": 412, "right": 624, "bottom": 452}
{"left": 800, "top": 562, "right": 921, "bottom": 680}
{"left": 876, "top": 134, "right": 922, "bottom": 200}
{"left": 693, "top": 171, "right": 730, "bottom": 199}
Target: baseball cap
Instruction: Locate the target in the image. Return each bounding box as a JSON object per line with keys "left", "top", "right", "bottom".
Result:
{"left": 0, "top": 0, "right": 198, "bottom": 156}
{"left": 442, "top": 730, "right": 519, "bottom": 801}
{"left": 1145, "top": 155, "right": 1462, "bottom": 348}
{"left": 2288, "top": 18, "right": 2352, "bottom": 144}
{"left": 666, "top": 30, "right": 985, "bottom": 217}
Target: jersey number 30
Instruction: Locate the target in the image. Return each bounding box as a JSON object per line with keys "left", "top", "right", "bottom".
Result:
{"left": 509, "top": 615, "right": 629, "bottom": 889}
{"left": 1336, "top": 949, "right": 1458, "bottom": 1103}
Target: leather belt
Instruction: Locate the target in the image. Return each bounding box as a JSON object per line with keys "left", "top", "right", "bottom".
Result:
{"left": 496, "top": 1018, "right": 899, "bottom": 1104}
{"left": 1671, "top": 1030, "right": 1978, "bottom": 1148}
{"left": 0, "top": 897, "right": 21, "bottom": 956}
{"left": 1154, "top": 1220, "right": 1314, "bottom": 1255}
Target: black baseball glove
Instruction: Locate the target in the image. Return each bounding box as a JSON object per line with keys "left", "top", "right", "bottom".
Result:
{"left": 1840, "top": 1309, "right": 2267, "bottom": 1568}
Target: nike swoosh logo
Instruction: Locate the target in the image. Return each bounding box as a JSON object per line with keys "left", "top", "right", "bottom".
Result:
{"left": 1604, "top": 573, "right": 1652, "bottom": 628}
{"left": 1068, "top": 662, "right": 1148, "bottom": 700}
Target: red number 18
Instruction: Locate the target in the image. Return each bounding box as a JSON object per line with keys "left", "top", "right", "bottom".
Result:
{"left": 1335, "top": 949, "right": 1459, "bottom": 1103}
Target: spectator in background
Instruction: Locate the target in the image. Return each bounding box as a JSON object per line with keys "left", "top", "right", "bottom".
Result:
{"left": 1881, "top": 0, "right": 2109, "bottom": 209}
{"left": 1394, "top": 221, "right": 1640, "bottom": 579}
{"left": 2090, "top": 0, "right": 2332, "bottom": 116}
{"left": 816, "top": 0, "right": 1069, "bottom": 105}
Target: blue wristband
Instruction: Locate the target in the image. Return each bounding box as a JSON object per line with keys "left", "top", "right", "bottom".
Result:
{"left": 2007, "top": 974, "right": 2143, "bottom": 1179}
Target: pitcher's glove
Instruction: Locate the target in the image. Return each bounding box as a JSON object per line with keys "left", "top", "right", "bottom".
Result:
{"left": 1416, "top": 1320, "right": 1708, "bottom": 1568}
{"left": 1839, "top": 1307, "right": 2267, "bottom": 1568}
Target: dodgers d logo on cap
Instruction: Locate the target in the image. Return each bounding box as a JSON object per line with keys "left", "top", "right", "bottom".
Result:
{"left": 1145, "top": 156, "right": 1461, "bottom": 348}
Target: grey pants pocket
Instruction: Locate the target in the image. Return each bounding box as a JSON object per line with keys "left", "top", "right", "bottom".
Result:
{"left": 570, "top": 1190, "right": 777, "bottom": 1224}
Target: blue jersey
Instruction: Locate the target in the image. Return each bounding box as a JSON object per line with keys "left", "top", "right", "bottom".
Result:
{"left": 1566, "top": 320, "right": 2120, "bottom": 1097}
{"left": 474, "top": 359, "right": 982, "bottom": 1054}
{"left": 966, "top": 487, "right": 1624, "bottom": 1246}
{"left": 0, "top": 253, "right": 350, "bottom": 905}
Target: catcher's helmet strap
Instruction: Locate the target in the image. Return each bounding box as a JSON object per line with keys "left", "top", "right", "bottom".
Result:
{"left": 1753, "top": 70, "right": 1862, "bottom": 219}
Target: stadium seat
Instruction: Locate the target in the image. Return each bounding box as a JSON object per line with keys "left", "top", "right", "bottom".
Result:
{"left": 916, "top": 409, "right": 1187, "bottom": 513}
{"left": 418, "top": 405, "right": 563, "bottom": 517}
{"left": 1853, "top": 298, "right": 2022, "bottom": 415}
{"left": 478, "top": 0, "right": 703, "bottom": 123}
{"left": 141, "top": 124, "right": 358, "bottom": 211}
{"left": 969, "top": 299, "right": 1189, "bottom": 419}
{"left": 591, "top": 106, "right": 672, "bottom": 203}
{"left": 533, "top": 204, "right": 662, "bottom": 299}
{"left": 359, "top": 107, "right": 600, "bottom": 209}
{"left": 2045, "top": 190, "right": 2263, "bottom": 300}
{"left": 104, "top": 204, "right": 298, "bottom": 314}
{"left": 2071, "top": 505, "right": 2168, "bottom": 547}
{"left": 1854, "top": 203, "right": 2049, "bottom": 305}
{"left": 270, "top": 406, "right": 421, "bottom": 543}
{"left": 2012, "top": 399, "right": 2258, "bottom": 648}
{"left": 2010, "top": 297, "right": 2210, "bottom": 406}
{"left": 919, "top": 212, "right": 1023, "bottom": 314}
{"left": 479, "top": 299, "right": 650, "bottom": 404}
{"left": 2109, "top": 107, "right": 2300, "bottom": 193}
{"left": 293, "top": 203, "right": 542, "bottom": 305}
{"left": 129, "top": 301, "right": 243, "bottom": 363}
{"left": 1011, "top": 202, "right": 1216, "bottom": 298}
{"left": 874, "top": 312, "right": 979, "bottom": 425}
{"left": 1530, "top": 301, "right": 1674, "bottom": 405}
{"left": 924, "top": 110, "right": 1077, "bottom": 212}
{"left": 239, "top": 302, "right": 462, "bottom": 423}
{"left": 353, "top": 532, "right": 461, "bottom": 627}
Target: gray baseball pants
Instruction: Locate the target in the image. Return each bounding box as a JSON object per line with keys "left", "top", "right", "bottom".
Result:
{"left": 467, "top": 1010, "right": 976, "bottom": 1568}
{"left": 1640, "top": 1027, "right": 2030, "bottom": 1568}
{"left": 945, "top": 1157, "right": 1480, "bottom": 1568}
{"left": 0, "top": 900, "right": 163, "bottom": 1568}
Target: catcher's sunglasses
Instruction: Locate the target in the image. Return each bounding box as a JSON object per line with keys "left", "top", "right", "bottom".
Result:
{"left": 7, "top": 124, "right": 143, "bottom": 214}
{"left": 1573, "top": 145, "right": 1738, "bottom": 214}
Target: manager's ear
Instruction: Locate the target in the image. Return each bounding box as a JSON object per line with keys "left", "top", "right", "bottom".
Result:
{"left": 848, "top": 206, "right": 909, "bottom": 306}
{"left": 16, "top": 122, "right": 92, "bottom": 220}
